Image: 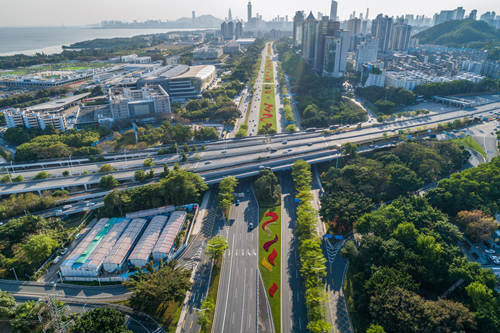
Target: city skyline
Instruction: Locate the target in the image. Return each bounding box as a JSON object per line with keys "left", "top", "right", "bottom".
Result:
{"left": 0, "top": 0, "right": 498, "bottom": 26}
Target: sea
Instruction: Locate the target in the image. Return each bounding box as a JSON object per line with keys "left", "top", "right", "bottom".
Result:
{"left": 0, "top": 26, "right": 204, "bottom": 56}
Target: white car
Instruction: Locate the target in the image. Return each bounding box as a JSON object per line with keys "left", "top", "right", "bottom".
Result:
{"left": 485, "top": 249, "right": 496, "bottom": 254}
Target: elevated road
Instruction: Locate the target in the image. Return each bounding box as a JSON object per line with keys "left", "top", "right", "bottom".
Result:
{"left": 0, "top": 279, "right": 130, "bottom": 302}
{"left": 1, "top": 101, "right": 500, "bottom": 196}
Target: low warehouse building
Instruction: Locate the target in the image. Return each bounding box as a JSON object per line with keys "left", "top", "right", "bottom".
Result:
{"left": 128, "top": 215, "right": 168, "bottom": 268}
{"left": 103, "top": 218, "right": 147, "bottom": 273}
{"left": 152, "top": 211, "right": 187, "bottom": 262}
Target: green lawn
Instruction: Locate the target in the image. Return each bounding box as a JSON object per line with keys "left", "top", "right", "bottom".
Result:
{"left": 258, "top": 203, "right": 281, "bottom": 333}
{"left": 453, "top": 135, "right": 486, "bottom": 159}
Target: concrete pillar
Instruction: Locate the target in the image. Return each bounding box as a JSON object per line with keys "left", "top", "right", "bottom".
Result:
{"left": 38, "top": 190, "right": 42, "bottom": 197}
{"left": 84, "top": 183, "right": 88, "bottom": 191}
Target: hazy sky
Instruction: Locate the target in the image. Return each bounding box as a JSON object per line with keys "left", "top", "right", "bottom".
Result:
{"left": 1, "top": 0, "right": 499, "bottom": 26}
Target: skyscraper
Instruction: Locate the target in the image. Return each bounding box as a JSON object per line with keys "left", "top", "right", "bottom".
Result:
{"left": 302, "top": 12, "right": 318, "bottom": 64}
{"left": 323, "top": 31, "right": 349, "bottom": 77}
{"left": 228, "top": 8, "right": 233, "bottom": 21}
{"left": 390, "top": 20, "right": 412, "bottom": 51}
{"left": 235, "top": 21, "right": 243, "bottom": 39}
{"left": 469, "top": 9, "right": 477, "bottom": 20}
{"left": 372, "top": 14, "right": 393, "bottom": 53}
{"left": 330, "top": 1, "right": 338, "bottom": 21}
{"left": 313, "top": 16, "right": 330, "bottom": 73}
{"left": 248, "top": 2, "right": 252, "bottom": 22}
{"left": 293, "top": 11, "right": 305, "bottom": 48}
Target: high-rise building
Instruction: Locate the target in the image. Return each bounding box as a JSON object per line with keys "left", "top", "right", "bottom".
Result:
{"left": 221, "top": 21, "right": 235, "bottom": 40}
{"left": 302, "top": 12, "right": 318, "bottom": 64}
{"left": 347, "top": 17, "right": 362, "bottom": 36}
{"left": 235, "top": 21, "right": 243, "bottom": 39}
{"left": 469, "top": 9, "right": 477, "bottom": 20}
{"left": 293, "top": 11, "right": 305, "bottom": 48}
{"left": 433, "top": 7, "right": 466, "bottom": 25}
{"left": 355, "top": 37, "right": 378, "bottom": 71}
{"left": 372, "top": 14, "right": 393, "bottom": 53}
{"left": 365, "top": 8, "right": 370, "bottom": 20}
{"left": 480, "top": 11, "right": 497, "bottom": 26}
{"left": 313, "top": 16, "right": 330, "bottom": 73}
{"left": 192, "top": 11, "right": 196, "bottom": 21}
{"left": 228, "top": 8, "right": 233, "bottom": 21}
{"left": 247, "top": 2, "right": 252, "bottom": 22}
{"left": 390, "top": 20, "right": 412, "bottom": 51}
{"left": 330, "top": 0, "right": 338, "bottom": 21}
{"left": 322, "top": 31, "right": 350, "bottom": 77}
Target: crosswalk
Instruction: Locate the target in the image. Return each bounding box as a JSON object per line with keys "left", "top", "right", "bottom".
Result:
{"left": 223, "top": 248, "right": 257, "bottom": 257}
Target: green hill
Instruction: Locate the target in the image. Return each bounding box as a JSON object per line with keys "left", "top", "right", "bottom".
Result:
{"left": 414, "top": 19, "right": 500, "bottom": 49}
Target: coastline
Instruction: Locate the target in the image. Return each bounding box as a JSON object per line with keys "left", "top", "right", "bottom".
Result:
{"left": 0, "top": 27, "right": 214, "bottom": 57}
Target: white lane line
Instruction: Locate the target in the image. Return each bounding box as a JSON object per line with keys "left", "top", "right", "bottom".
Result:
{"left": 221, "top": 233, "right": 236, "bottom": 333}
{"left": 239, "top": 267, "right": 247, "bottom": 333}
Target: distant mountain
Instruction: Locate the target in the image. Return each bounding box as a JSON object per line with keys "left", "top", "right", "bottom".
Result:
{"left": 175, "top": 15, "right": 223, "bottom": 28}
{"left": 414, "top": 19, "right": 500, "bottom": 49}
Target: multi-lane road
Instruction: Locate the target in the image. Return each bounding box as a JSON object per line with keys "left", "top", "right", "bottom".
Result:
{"left": 212, "top": 183, "right": 267, "bottom": 333}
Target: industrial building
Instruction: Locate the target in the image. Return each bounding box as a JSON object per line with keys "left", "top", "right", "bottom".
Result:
{"left": 128, "top": 215, "right": 168, "bottom": 268}
{"left": 59, "top": 207, "right": 190, "bottom": 280}
{"left": 152, "top": 211, "right": 187, "bottom": 262}
{"left": 102, "top": 218, "right": 147, "bottom": 273}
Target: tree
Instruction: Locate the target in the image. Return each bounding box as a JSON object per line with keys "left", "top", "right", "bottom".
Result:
{"left": 206, "top": 236, "right": 229, "bottom": 259}
{"left": 99, "top": 175, "right": 118, "bottom": 190}
{"left": 72, "top": 308, "right": 131, "bottom": 333}
{"left": 197, "top": 297, "right": 216, "bottom": 330}
{"left": 366, "top": 324, "right": 387, "bottom": 333}
{"left": 143, "top": 158, "right": 155, "bottom": 167}
{"left": 253, "top": 169, "right": 281, "bottom": 205}
{"left": 99, "top": 164, "right": 114, "bottom": 173}
{"left": 134, "top": 170, "right": 147, "bottom": 182}
{"left": 0, "top": 291, "right": 15, "bottom": 318}
{"left": 34, "top": 171, "right": 51, "bottom": 180}
{"left": 455, "top": 210, "right": 498, "bottom": 243}
{"left": 292, "top": 159, "right": 312, "bottom": 191}
{"left": 125, "top": 261, "right": 192, "bottom": 317}
{"left": 160, "top": 169, "right": 208, "bottom": 205}
{"left": 23, "top": 233, "right": 58, "bottom": 264}
{"left": 217, "top": 176, "right": 238, "bottom": 219}
{"left": 11, "top": 300, "right": 45, "bottom": 332}
{"left": 62, "top": 170, "right": 70, "bottom": 176}
{"left": 342, "top": 142, "right": 358, "bottom": 158}
{"left": 465, "top": 281, "right": 500, "bottom": 332}
{"left": 320, "top": 191, "right": 374, "bottom": 233}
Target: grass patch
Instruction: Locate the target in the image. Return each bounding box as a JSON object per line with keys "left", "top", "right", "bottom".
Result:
{"left": 453, "top": 135, "right": 486, "bottom": 159}
{"left": 344, "top": 266, "right": 369, "bottom": 333}
{"left": 258, "top": 203, "right": 281, "bottom": 333}
{"left": 258, "top": 82, "right": 277, "bottom": 132}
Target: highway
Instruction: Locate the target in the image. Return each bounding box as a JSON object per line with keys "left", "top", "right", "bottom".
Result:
{"left": 2, "top": 100, "right": 500, "bottom": 197}
{"left": 280, "top": 176, "right": 308, "bottom": 332}
{"left": 212, "top": 183, "right": 268, "bottom": 333}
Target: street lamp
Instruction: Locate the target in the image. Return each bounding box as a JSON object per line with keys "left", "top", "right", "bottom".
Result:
{"left": 10, "top": 267, "right": 18, "bottom": 281}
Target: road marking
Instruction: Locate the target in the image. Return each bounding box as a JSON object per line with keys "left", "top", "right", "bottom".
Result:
{"left": 220, "top": 233, "right": 236, "bottom": 333}
{"left": 240, "top": 267, "right": 247, "bottom": 333}
{"left": 190, "top": 320, "right": 193, "bottom": 329}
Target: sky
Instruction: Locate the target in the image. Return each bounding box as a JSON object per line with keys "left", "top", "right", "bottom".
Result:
{"left": 0, "top": 0, "right": 499, "bottom": 26}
